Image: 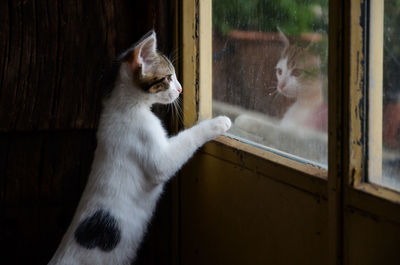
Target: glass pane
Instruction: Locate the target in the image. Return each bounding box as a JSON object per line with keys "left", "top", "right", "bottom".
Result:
{"left": 212, "top": 0, "right": 329, "bottom": 167}
{"left": 369, "top": 0, "right": 400, "bottom": 191}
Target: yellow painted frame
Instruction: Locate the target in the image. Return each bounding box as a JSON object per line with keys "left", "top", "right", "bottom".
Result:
{"left": 348, "top": 0, "right": 400, "bottom": 205}
{"left": 182, "top": 0, "right": 198, "bottom": 128}
{"left": 181, "top": 0, "right": 328, "bottom": 183}
{"left": 180, "top": 0, "right": 400, "bottom": 204}
{"left": 180, "top": 0, "right": 332, "bottom": 258}
{"left": 178, "top": 1, "right": 400, "bottom": 265}
{"left": 182, "top": 0, "right": 213, "bottom": 128}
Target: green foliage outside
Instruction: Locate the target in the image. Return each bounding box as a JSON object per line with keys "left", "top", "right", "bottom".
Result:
{"left": 213, "top": 0, "right": 328, "bottom": 35}
{"left": 213, "top": 0, "right": 400, "bottom": 100}
{"left": 213, "top": 0, "right": 329, "bottom": 85}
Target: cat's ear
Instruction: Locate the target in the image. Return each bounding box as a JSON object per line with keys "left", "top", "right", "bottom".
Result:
{"left": 277, "top": 27, "right": 290, "bottom": 53}
{"left": 131, "top": 30, "right": 157, "bottom": 72}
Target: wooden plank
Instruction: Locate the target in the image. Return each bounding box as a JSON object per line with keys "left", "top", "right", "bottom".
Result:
{"left": 0, "top": 131, "right": 96, "bottom": 264}
{"left": 208, "top": 137, "right": 328, "bottom": 198}
{"left": 349, "top": 0, "right": 367, "bottom": 186}
{"left": 328, "top": 1, "right": 348, "bottom": 264}
{"left": 1, "top": 132, "right": 96, "bottom": 205}
{"left": 1, "top": 130, "right": 177, "bottom": 265}
{"left": 347, "top": 185, "right": 400, "bottom": 224}
{"left": 0, "top": 0, "right": 175, "bottom": 131}
{"left": 0, "top": 1, "right": 177, "bottom": 265}
{"left": 345, "top": 207, "right": 400, "bottom": 265}
{"left": 182, "top": 0, "right": 198, "bottom": 128}
{"left": 0, "top": 0, "right": 104, "bottom": 130}
{"left": 180, "top": 153, "right": 328, "bottom": 265}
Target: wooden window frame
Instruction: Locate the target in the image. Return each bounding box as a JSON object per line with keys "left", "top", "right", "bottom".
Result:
{"left": 180, "top": 0, "right": 400, "bottom": 200}
{"left": 178, "top": 1, "right": 400, "bottom": 264}
{"left": 349, "top": 0, "right": 400, "bottom": 203}
{"left": 181, "top": 0, "right": 328, "bottom": 199}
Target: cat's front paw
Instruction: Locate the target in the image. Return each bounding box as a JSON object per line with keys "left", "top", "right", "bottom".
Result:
{"left": 209, "top": 116, "right": 232, "bottom": 134}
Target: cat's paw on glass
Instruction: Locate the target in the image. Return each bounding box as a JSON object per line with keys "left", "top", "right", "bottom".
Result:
{"left": 210, "top": 115, "right": 232, "bottom": 134}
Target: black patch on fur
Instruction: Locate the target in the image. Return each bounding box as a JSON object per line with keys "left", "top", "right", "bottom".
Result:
{"left": 74, "top": 209, "right": 121, "bottom": 252}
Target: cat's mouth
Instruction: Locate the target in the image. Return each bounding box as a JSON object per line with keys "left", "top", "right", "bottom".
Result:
{"left": 169, "top": 92, "right": 180, "bottom": 102}
{"left": 159, "top": 92, "right": 179, "bottom": 104}
{"left": 277, "top": 87, "right": 296, "bottom": 98}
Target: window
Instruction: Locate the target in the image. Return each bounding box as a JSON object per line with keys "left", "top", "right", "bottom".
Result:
{"left": 180, "top": 0, "right": 400, "bottom": 196}
{"left": 368, "top": 0, "right": 400, "bottom": 192}
{"left": 211, "top": 0, "right": 329, "bottom": 168}
{"left": 350, "top": 0, "right": 400, "bottom": 199}
{"left": 179, "top": 1, "right": 400, "bottom": 264}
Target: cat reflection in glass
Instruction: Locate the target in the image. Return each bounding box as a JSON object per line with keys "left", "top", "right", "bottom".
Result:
{"left": 275, "top": 30, "right": 327, "bottom": 132}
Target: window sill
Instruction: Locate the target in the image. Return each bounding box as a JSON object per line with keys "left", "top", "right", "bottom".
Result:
{"left": 347, "top": 182, "right": 400, "bottom": 224}
{"left": 200, "top": 135, "right": 328, "bottom": 198}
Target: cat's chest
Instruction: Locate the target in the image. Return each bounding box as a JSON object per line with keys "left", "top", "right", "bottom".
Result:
{"left": 99, "top": 108, "right": 167, "bottom": 161}
{"left": 115, "top": 109, "right": 165, "bottom": 139}
{"left": 281, "top": 101, "right": 327, "bottom": 131}
{"left": 283, "top": 103, "right": 315, "bottom": 121}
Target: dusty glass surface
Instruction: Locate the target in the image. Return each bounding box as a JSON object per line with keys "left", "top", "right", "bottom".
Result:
{"left": 212, "top": 0, "right": 329, "bottom": 167}
{"left": 370, "top": 1, "right": 400, "bottom": 191}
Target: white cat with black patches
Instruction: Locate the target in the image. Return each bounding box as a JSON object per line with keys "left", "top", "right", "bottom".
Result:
{"left": 48, "top": 31, "right": 231, "bottom": 265}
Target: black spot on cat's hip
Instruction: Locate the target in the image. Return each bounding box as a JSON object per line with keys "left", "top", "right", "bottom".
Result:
{"left": 74, "top": 209, "right": 121, "bottom": 252}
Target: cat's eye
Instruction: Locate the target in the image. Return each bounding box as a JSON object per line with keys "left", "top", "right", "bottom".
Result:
{"left": 291, "top": 69, "right": 302, "bottom": 77}
{"left": 276, "top": 68, "right": 283, "bottom": 75}
{"left": 166, "top": 74, "right": 173, "bottom": 82}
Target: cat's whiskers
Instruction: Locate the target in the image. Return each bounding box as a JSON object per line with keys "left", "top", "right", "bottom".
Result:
{"left": 267, "top": 89, "right": 281, "bottom": 103}
{"left": 265, "top": 82, "right": 278, "bottom": 93}
{"left": 267, "top": 88, "right": 278, "bottom": 96}
{"left": 175, "top": 96, "right": 189, "bottom": 113}
{"left": 170, "top": 97, "right": 183, "bottom": 125}
{"left": 176, "top": 98, "right": 184, "bottom": 122}
{"left": 169, "top": 48, "right": 181, "bottom": 65}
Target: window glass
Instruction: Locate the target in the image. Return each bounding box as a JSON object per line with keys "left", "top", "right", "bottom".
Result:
{"left": 369, "top": 0, "right": 400, "bottom": 191}
{"left": 212, "top": 0, "right": 329, "bottom": 167}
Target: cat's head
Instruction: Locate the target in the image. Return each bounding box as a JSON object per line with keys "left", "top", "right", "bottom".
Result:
{"left": 114, "top": 30, "right": 182, "bottom": 105}
{"left": 275, "top": 30, "right": 321, "bottom": 99}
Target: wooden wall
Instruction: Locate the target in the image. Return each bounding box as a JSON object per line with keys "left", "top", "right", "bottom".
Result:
{"left": 0, "top": 1, "right": 176, "bottom": 264}
{"left": 179, "top": 141, "right": 328, "bottom": 265}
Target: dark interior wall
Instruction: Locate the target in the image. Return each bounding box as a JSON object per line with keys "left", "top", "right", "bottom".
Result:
{"left": 0, "top": 1, "right": 176, "bottom": 264}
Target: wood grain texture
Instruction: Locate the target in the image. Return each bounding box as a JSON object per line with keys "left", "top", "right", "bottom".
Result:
{"left": 0, "top": 0, "right": 175, "bottom": 131}
{"left": 0, "top": 1, "right": 177, "bottom": 264}
{"left": 0, "top": 131, "right": 96, "bottom": 264}
{"left": 180, "top": 152, "right": 328, "bottom": 265}
{"left": 345, "top": 207, "right": 400, "bottom": 265}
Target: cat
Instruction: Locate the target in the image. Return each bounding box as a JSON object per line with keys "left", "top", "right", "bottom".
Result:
{"left": 275, "top": 30, "right": 327, "bottom": 132}
{"left": 48, "top": 30, "right": 231, "bottom": 265}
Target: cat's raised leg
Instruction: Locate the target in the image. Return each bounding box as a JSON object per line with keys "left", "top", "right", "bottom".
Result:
{"left": 151, "top": 116, "right": 231, "bottom": 183}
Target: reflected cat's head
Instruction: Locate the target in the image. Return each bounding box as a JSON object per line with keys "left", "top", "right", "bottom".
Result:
{"left": 275, "top": 30, "right": 321, "bottom": 99}
{"left": 106, "top": 30, "right": 182, "bottom": 105}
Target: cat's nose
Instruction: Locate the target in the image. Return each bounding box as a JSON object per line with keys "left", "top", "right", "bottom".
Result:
{"left": 278, "top": 83, "right": 286, "bottom": 90}
{"left": 177, "top": 87, "right": 182, "bottom": 94}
